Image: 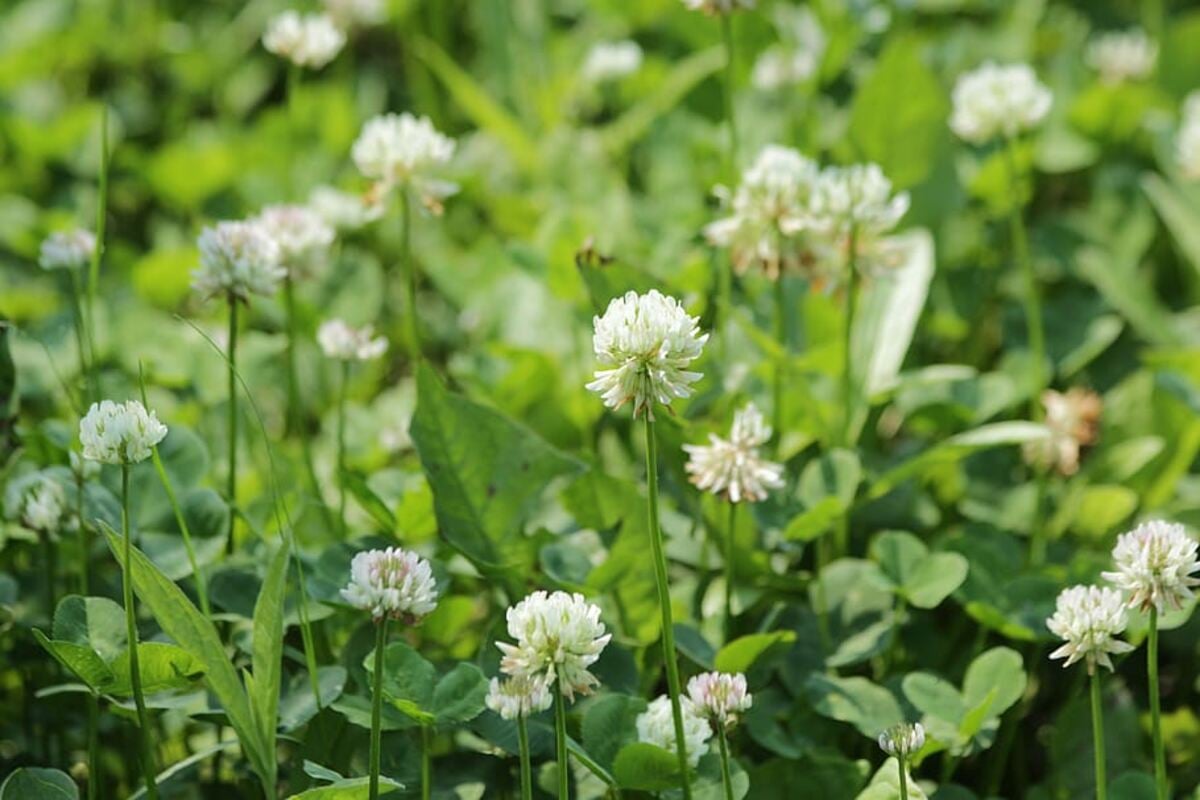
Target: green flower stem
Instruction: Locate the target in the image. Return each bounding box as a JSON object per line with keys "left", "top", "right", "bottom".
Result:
{"left": 1149, "top": 607, "right": 1166, "bottom": 800}
{"left": 644, "top": 416, "right": 693, "bottom": 800}
{"left": 554, "top": 685, "right": 569, "bottom": 799}
{"left": 724, "top": 501, "right": 737, "bottom": 640}
{"left": 716, "top": 725, "right": 735, "bottom": 800}
{"left": 291, "top": 553, "right": 324, "bottom": 710}
{"left": 40, "top": 534, "right": 56, "bottom": 623}
{"left": 898, "top": 754, "right": 909, "bottom": 800}
{"left": 86, "top": 691, "right": 100, "bottom": 800}
{"left": 1091, "top": 669, "right": 1107, "bottom": 800}
{"left": 225, "top": 292, "right": 239, "bottom": 556}
{"left": 76, "top": 471, "right": 89, "bottom": 595}
{"left": 1003, "top": 136, "right": 1046, "bottom": 421}
{"left": 337, "top": 360, "right": 350, "bottom": 538}
{"left": 517, "top": 715, "right": 533, "bottom": 800}
{"left": 121, "top": 464, "right": 159, "bottom": 800}
{"left": 283, "top": 274, "right": 301, "bottom": 435}
{"left": 718, "top": 13, "right": 739, "bottom": 174}
{"left": 840, "top": 227, "right": 860, "bottom": 448}
{"left": 400, "top": 185, "right": 421, "bottom": 366}
{"left": 86, "top": 104, "right": 108, "bottom": 400}
{"left": 421, "top": 724, "right": 432, "bottom": 800}
{"left": 368, "top": 616, "right": 389, "bottom": 800}
{"left": 773, "top": 277, "right": 787, "bottom": 451}
{"left": 66, "top": 269, "right": 92, "bottom": 405}
{"left": 714, "top": 12, "right": 739, "bottom": 369}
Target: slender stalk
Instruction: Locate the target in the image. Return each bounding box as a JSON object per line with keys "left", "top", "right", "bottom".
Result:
{"left": 724, "top": 502, "right": 737, "bottom": 640}
{"left": 1091, "top": 670, "right": 1107, "bottom": 800}
{"left": 76, "top": 471, "right": 89, "bottom": 595}
{"left": 840, "top": 227, "right": 860, "bottom": 448}
{"left": 718, "top": 13, "right": 739, "bottom": 173}
{"left": 714, "top": 12, "right": 739, "bottom": 369}
{"left": 517, "top": 715, "right": 533, "bottom": 800}
{"left": 421, "top": 724, "right": 432, "bottom": 800}
{"left": 898, "top": 754, "right": 909, "bottom": 800}
{"left": 1149, "top": 607, "right": 1166, "bottom": 800}
{"left": 716, "top": 726, "right": 735, "bottom": 800}
{"left": 292, "top": 554, "right": 324, "bottom": 710}
{"left": 1003, "top": 136, "right": 1045, "bottom": 420}
{"left": 87, "top": 105, "right": 108, "bottom": 400}
{"left": 225, "top": 293, "right": 239, "bottom": 556}
{"left": 399, "top": 186, "right": 421, "bottom": 365}
{"left": 283, "top": 274, "right": 301, "bottom": 436}
{"left": 773, "top": 277, "right": 787, "bottom": 450}
{"left": 368, "top": 617, "right": 389, "bottom": 800}
{"left": 554, "top": 685, "right": 569, "bottom": 799}
{"left": 67, "top": 269, "right": 92, "bottom": 405}
{"left": 337, "top": 360, "right": 350, "bottom": 537}
{"left": 643, "top": 417, "right": 693, "bottom": 800}
{"left": 86, "top": 692, "right": 100, "bottom": 800}
{"left": 40, "top": 534, "right": 56, "bottom": 623}
{"left": 121, "top": 464, "right": 159, "bottom": 800}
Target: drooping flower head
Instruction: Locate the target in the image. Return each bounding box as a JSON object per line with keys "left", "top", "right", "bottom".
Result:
{"left": 341, "top": 546, "right": 438, "bottom": 623}
{"left": 586, "top": 290, "right": 708, "bottom": 419}
{"left": 637, "top": 695, "right": 712, "bottom": 768}
{"left": 1086, "top": 28, "right": 1157, "bottom": 84}
{"left": 496, "top": 591, "right": 612, "bottom": 701}
{"left": 1102, "top": 521, "right": 1200, "bottom": 614}
{"left": 39, "top": 229, "right": 96, "bottom": 271}
{"left": 79, "top": 400, "right": 168, "bottom": 465}
{"left": 1177, "top": 92, "right": 1200, "bottom": 181}
{"left": 255, "top": 204, "right": 335, "bottom": 277}
{"left": 878, "top": 722, "right": 926, "bottom": 758}
{"left": 317, "top": 319, "right": 387, "bottom": 361}
{"left": 1021, "top": 388, "right": 1101, "bottom": 476}
{"left": 681, "top": 0, "right": 755, "bottom": 15}
{"left": 686, "top": 671, "right": 752, "bottom": 729}
{"left": 193, "top": 220, "right": 286, "bottom": 301}
{"left": 9, "top": 474, "right": 67, "bottom": 533}
{"left": 582, "top": 40, "right": 644, "bottom": 83}
{"left": 263, "top": 11, "right": 346, "bottom": 69}
{"left": 1046, "top": 585, "right": 1135, "bottom": 674}
{"left": 485, "top": 675, "right": 553, "bottom": 721}
{"left": 705, "top": 145, "right": 820, "bottom": 278}
{"left": 351, "top": 113, "right": 458, "bottom": 211}
{"left": 683, "top": 402, "right": 784, "bottom": 503}
{"left": 950, "top": 62, "right": 1053, "bottom": 144}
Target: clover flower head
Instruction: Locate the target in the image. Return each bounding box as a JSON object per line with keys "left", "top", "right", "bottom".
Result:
{"left": 39, "top": 229, "right": 96, "bottom": 271}
{"left": 878, "top": 722, "right": 925, "bottom": 758}
{"left": 1102, "top": 520, "right": 1200, "bottom": 614}
{"left": 1022, "top": 388, "right": 1102, "bottom": 476}
{"left": 12, "top": 474, "right": 67, "bottom": 533}
{"left": 751, "top": 6, "right": 826, "bottom": 91}
{"left": 807, "top": 162, "right": 909, "bottom": 242}
{"left": 1177, "top": 93, "right": 1200, "bottom": 181}
{"left": 496, "top": 590, "right": 612, "bottom": 701}
{"left": 352, "top": 112, "right": 457, "bottom": 206}
{"left": 485, "top": 675, "right": 553, "bottom": 721}
{"left": 582, "top": 40, "right": 644, "bottom": 83}
{"left": 193, "top": 220, "right": 286, "bottom": 301}
{"left": 255, "top": 204, "right": 335, "bottom": 275}
{"left": 686, "top": 671, "right": 752, "bottom": 729}
{"left": 308, "top": 185, "right": 385, "bottom": 230}
{"left": 586, "top": 290, "right": 708, "bottom": 419}
{"left": 637, "top": 695, "right": 712, "bottom": 768}
{"left": 341, "top": 546, "right": 438, "bottom": 623}
{"left": 681, "top": 0, "right": 755, "bottom": 15}
{"left": 1047, "top": 584, "right": 1134, "bottom": 673}
{"left": 950, "top": 62, "right": 1053, "bottom": 144}
{"left": 705, "top": 145, "right": 820, "bottom": 278}
{"left": 79, "top": 400, "right": 168, "bottom": 465}
{"left": 1086, "top": 28, "right": 1157, "bottom": 84}
{"left": 683, "top": 402, "right": 783, "bottom": 503}
{"left": 317, "top": 318, "right": 387, "bottom": 361}
{"left": 323, "top": 0, "right": 387, "bottom": 27}
{"left": 263, "top": 11, "right": 345, "bottom": 69}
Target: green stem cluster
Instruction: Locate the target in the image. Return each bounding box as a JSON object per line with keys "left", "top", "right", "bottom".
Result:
{"left": 121, "top": 465, "right": 159, "bottom": 800}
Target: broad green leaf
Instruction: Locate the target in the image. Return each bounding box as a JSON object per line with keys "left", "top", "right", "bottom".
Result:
{"left": 108, "top": 642, "right": 206, "bottom": 696}
{"left": 962, "top": 647, "right": 1026, "bottom": 721}
{"left": 905, "top": 552, "right": 969, "bottom": 609}
{"left": 52, "top": 594, "right": 126, "bottom": 662}
{"left": 32, "top": 631, "right": 115, "bottom": 692}
{"left": 798, "top": 449, "right": 861, "bottom": 510}
{"left": 869, "top": 531, "right": 927, "bottom": 588}
{"left": 804, "top": 674, "right": 904, "bottom": 738}
{"left": 251, "top": 542, "right": 291, "bottom": 767}
{"left": 1070, "top": 485, "right": 1138, "bottom": 539}
{"left": 341, "top": 472, "right": 396, "bottom": 532}
{"left": 854, "top": 758, "right": 928, "bottom": 800}
{"left": 901, "top": 672, "right": 964, "bottom": 744}
{"left": 370, "top": 641, "right": 437, "bottom": 723}
{"left": 1142, "top": 172, "right": 1200, "bottom": 277}
{"left": 0, "top": 767, "right": 79, "bottom": 800}
{"left": 280, "top": 667, "right": 348, "bottom": 732}
{"left": 714, "top": 632, "right": 797, "bottom": 674}
{"left": 583, "top": 694, "right": 646, "bottom": 771}
{"left": 285, "top": 776, "right": 403, "bottom": 799}
{"left": 431, "top": 662, "right": 488, "bottom": 726}
{"left": 783, "top": 497, "right": 844, "bottom": 542}
{"left": 612, "top": 742, "right": 682, "bottom": 791}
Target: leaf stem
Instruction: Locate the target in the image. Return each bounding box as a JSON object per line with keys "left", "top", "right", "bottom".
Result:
{"left": 122, "top": 464, "right": 159, "bottom": 800}
{"left": 369, "top": 617, "right": 389, "bottom": 800}
{"left": 518, "top": 715, "right": 533, "bottom": 800}
{"left": 1149, "top": 606, "right": 1166, "bottom": 800}
{"left": 337, "top": 360, "right": 350, "bottom": 538}
{"left": 1091, "top": 669, "right": 1107, "bottom": 800}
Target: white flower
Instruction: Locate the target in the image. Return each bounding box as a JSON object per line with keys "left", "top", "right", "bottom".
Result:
{"left": 1177, "top": 93, "right": 1200, "bottom": 180}
{"left": 263, "top": 11, "right": 345, "bottom": 69}
{"left": 308, "top": 186, "right": 385, "bottom": 230}
{"left": 1047, "top": 585, "right": 1134, "bottom": 673}
{"left": 681, "top": 0, "right": 755, "bottom": 15}
{"left": 1086, "top": 28, "right": 1157, "bottom": 84}
{"left": 686, "top": 672, "right": 752, "bottom": 729}
{"left": 950, "top": 62, "right": 1053, "bottom": 144}
{"left": 255, "top": 204, "right": 335, "bottom": 275}
{"left": 485, "top": 675, "right": 553, "bottom": 720}
{"left": 751, "top": 6, "right": 826, "bottom": 91}
{"left": 878, "top": 722, "right": 925, "bottom": 758}
{"left": 193, "top": 220, "right": 286, "bottom": 301}
{"left": 683, "top": 403, "right": 783, "bottom": 503}
{"left": 1022, "top": 388, "right": 1102, "bottom": 476}
{"left": 39, "top": 229, "right": 96, "bottom": 271}
{"left": 351, "top": 112, "right": 457, "bottom": 207}
{"left": 496, "top": 591, "right": 612, "bottom": 701}
{"left": 807, "top": 162, "right": 909, "bottom": 243}
{"left": 636, "top": 695, "right": 712, "bottom": 768}
{"left": 1102, "top": 521, "right": 1200, "bottom": 614}
{"left": 323, "top": 0, "right": 387, "bottom": 27}
{"left": 582, "top": 40, "right": 644, "bottom": 83}
{"left": 341, "top": 546, "right": 438, "bottom": 622}
{"left": 317, "top": 319, "right": 387, "bottom": 361}
{"left": 705, "top": 145, "right": 820, "bottom": 278}
{"left": 13, "top": 475, "right": 67, "bottom": 533}
{"left": 586, "top": 290, "right": 708, "bottom": 419}
{"left": 79, "top": 400, "right": 168, "bottom": 465}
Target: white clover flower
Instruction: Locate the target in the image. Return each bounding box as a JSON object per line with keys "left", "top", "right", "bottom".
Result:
{"left": 807, "top": 162, "right": 910, "bottom": 243}
{"left": 637, "top": 695, "right": 712, "bottom": 768}
{"left": 683, "top": 403, "right": 783, "bottom": 503}
{"left": 1022, "top": 388, "right": 1102, "bottom": 476}
{"left": 705, "top": 145, "right": 820, "bottom": 278}
{"left": 1102, "top": 521, "right": 1200, "bottom": 614}
{"left": 496, "top": 591, "right": 612, "bottom": 701}
{"left": 79, "top": 400, "right": 168, "bottom": 465}
{"left": 317, "top": 319, "right": 387, "bottom": 361}
{"left": 586, "top": 290, "right": 708, "bottom": 419}
{"left": 323, "top": 0, "right": 387, "bottom": 27}
{"left": 686, "top": 671, "right": 752, "bottom": 729}
{"left": 193, "top": 220, "right": 286, "bottom": 301}
{"left": 485, "top": 675, "right": 553, "bottom": 721}
{"left": 39, "top": 229, "right": 96, "bottom": 271}
{"left": 751, "top": 6, "right": 826, "bottom": 91}
{"left": 582, "top": 40, "right": 644, "bottom": 83}
{"left": 351, "top": 113, "right": 458, "bottom": 209}
{"left": 341, "top": 546, "right": 438, "bottom": 623}
{"left": 308, "top": 185, "right": 385, "bottom": 230}
{"left": 255, "top": 204, "right": 335, "bottom": 276}
{"left": 950, "top": 62, "right": 1053, "bottom": 144}
{"left": 1046, "top": 585, "right": 1134, "bottom": 674}
{"left": 878, "top": 722, "right": 926, "bottom": 758}
{"left": 13, "top": 475, "right": 67, "bottom": 533}
{"left": 263, "top": 11, "right": 346, "bottom": 69}
{"left": 1177, "top": 93, "right": 1200, "bottom": 180}
{"left": 681, "top": 0, "right": 755, "bottom": 15}
{"left": 1086, "top": 28, "right": 1157, "bottom": 84}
